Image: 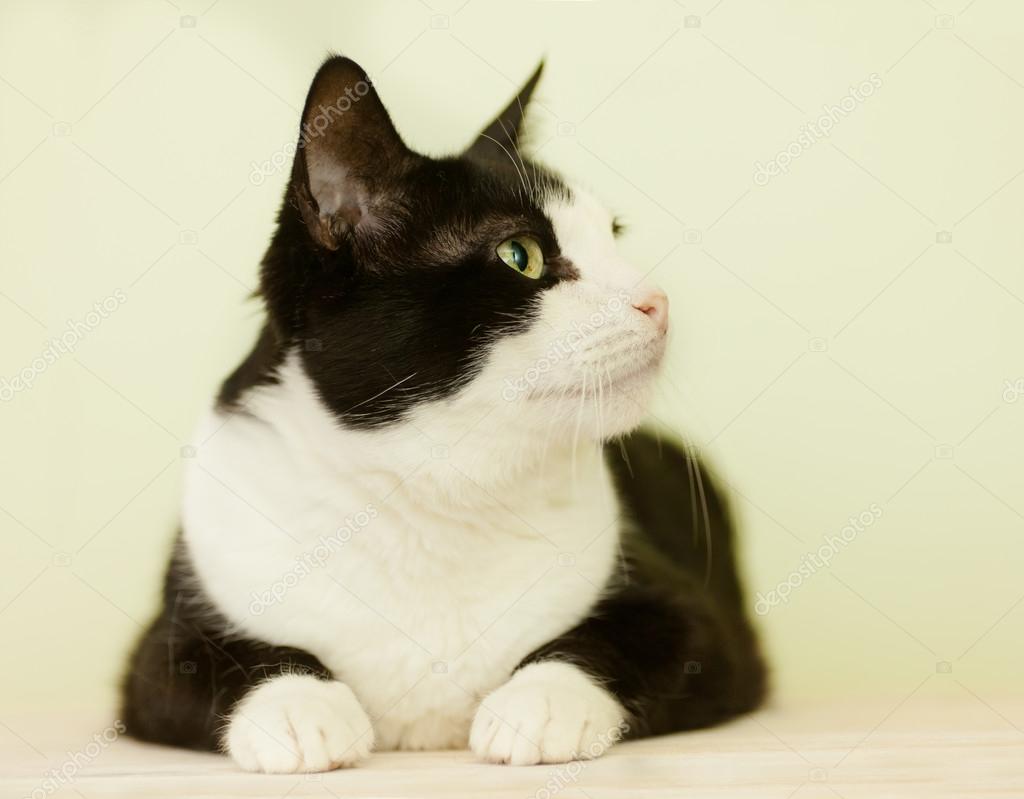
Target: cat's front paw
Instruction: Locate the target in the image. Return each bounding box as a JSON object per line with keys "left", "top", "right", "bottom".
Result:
{"left": 224, "top": 674, "right": 374, "bottom": 773}
{"left": 470, "top": 661, "right": 627, "bottom": 765}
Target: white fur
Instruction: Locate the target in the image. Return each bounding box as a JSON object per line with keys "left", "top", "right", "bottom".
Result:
{"left": 225, "top": 674, "right": 373, "bottom": 772}
{"left": 182, "top": 186, "right": 666, "bottom": 771}
{"left": 470, "top": 661, "right": 627, "bottom": 765}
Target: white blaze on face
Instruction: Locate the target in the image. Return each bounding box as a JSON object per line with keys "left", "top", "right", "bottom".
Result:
{"left": 479, "top": 185, "right": 670, "bottom": 441}
{"left": 546, "top": 188, "right": 644, "bottom": 290}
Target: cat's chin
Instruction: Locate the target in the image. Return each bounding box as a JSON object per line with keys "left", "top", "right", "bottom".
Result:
{"left": 527, "top": 364, "right": 660, "bottom": 443}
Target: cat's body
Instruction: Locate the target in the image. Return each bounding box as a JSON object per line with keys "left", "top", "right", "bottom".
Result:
{"left": 121, "top": 56, "right": 765, "bottom": 772}
{"left": 183, "top": 352, "right": 621, "bottom": 751}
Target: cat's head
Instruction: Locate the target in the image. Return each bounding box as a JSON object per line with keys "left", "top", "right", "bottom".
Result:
{"left": 261, "top": 56, "right": 668, "bottom": 444}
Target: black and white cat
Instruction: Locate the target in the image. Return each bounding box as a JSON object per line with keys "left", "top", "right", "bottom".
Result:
{"left": 121, "top": 56, "right": 765, "bottom": 773}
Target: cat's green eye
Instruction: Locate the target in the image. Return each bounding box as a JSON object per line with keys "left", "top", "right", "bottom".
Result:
{"left": 496, "top": 236, "right": 545, "bottom": 279}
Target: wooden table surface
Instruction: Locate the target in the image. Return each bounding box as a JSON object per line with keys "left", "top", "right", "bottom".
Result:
{"left": 3, "top": 696, "right": 1021, "bottom": 798}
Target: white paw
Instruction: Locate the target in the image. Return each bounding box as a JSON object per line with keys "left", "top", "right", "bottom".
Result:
{"left": 224, "top": 674, "right": 374, "bottom": 773}
{"left": 470, "top": 661, "right": 627, "bottom": 766}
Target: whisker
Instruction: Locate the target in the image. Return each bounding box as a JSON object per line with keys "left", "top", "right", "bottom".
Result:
{"left": 513, "top": 92, "right": 545, "bottom": 198}
{"left": 478, "top": 133, "right": 530, "bottom": 200}
{"left": 571, "top": 368, "right": 588, "bottom": 488}
{"left": 497, "top": 117, "right": 533, "bottom": 199}
{"left": 617, "top": 437, "right": 634, "bottom": 479}
{"left": 343, "top": 372, "right": 418, "bottom": 413}
{"left": 684, "top": 446, "right": 699, "bottom": 547}
{"left": 692, "top": 448, "right": 713, "bottom": 588}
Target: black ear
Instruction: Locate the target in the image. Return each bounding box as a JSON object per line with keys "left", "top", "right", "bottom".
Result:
{"left": 465, "top": 61, "right": 544, "bottom": 164}
{"left": 292, "top": 56, "right": 413, "bottom": 250}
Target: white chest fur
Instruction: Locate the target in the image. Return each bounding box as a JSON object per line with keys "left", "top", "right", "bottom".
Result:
{"left": 182, "top": 355, "right": 621, "bottom": 750}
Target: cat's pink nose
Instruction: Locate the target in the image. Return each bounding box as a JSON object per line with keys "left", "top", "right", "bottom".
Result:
{"left": 632, "top": 289, "right": 669, "bottom": 335}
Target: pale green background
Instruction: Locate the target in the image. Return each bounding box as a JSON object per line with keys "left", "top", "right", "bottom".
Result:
{"left": 1, "top": 0, "right": 1021, "bottom": 726}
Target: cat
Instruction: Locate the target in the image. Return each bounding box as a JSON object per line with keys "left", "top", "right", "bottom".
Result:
{"left": 120, "top": 55, "right": 766, "bottom": 773}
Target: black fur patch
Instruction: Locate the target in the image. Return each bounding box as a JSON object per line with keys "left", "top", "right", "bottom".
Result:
{"left": 223, "top": 57, "right": 576, "bottom": 428}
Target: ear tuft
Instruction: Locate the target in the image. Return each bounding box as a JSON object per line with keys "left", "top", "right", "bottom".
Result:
{"left": 292, "top": 56, "right": 412, "bottom": 250}
{"left": 465, "top": 60, "right": 544, "bottom": 165}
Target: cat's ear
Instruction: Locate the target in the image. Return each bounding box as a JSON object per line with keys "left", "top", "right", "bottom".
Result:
{"left": 292, "top": 56, "right": 413, "bottom": 250}
{"left": 465, "top": 61, "right": 544, "bottom": 164}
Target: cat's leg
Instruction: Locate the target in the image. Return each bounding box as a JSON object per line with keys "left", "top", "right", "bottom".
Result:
{"left": 470, "top": 582, "right": 765, "bottom": 765}
{"left": 122, "top": 600, "right": 374, "bottom": 773}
